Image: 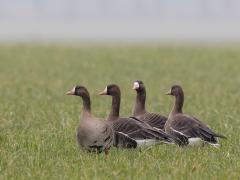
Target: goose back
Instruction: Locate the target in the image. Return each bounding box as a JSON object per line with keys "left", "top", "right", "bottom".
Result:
{"left": 136, "top": 112, "right": 167, "bottom": 130}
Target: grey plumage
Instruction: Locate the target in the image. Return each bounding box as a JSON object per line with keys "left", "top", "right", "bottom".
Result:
{"left": 76, "top": 116, "right": 113, "bottom": 153}
{"left": 66, "top": 85, "right": 113, "bottom": 154}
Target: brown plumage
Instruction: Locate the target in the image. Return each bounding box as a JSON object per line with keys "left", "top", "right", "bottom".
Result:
{"left": 66, "top": 85, "right": 113, "bottom": 154}
{"left": 165, "top": 85, "right": 226, "bottom": 147}
{"left": 132, "top": 80, "right": 167, "bottom": 130}
{"left": 99, "top": 84, "right": 174, "bottom": 148}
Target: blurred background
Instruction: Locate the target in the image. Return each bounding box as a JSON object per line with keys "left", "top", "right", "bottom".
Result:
{"left": 0, "top": 0, "right": 240, "bottom": 43}
{"left": 1, "top": 2, "right": 240, "bottom": 179}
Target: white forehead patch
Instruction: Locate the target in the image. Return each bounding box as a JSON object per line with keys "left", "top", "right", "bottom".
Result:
{"left": 71, "top": 86, "right": 76, "bottom": 93}
{"left": 133, "top": 82, "right": 140, "bottom": 89}
{"left": 103, "top": 86, "right": 108, "bottom": 93}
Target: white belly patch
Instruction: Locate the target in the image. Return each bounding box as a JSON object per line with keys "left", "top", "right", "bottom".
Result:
{"left": 188, "top": 137, "right": 204, "bottom": 146}
{"left": 135, "top": 139, "right": 159, "bottom": 148}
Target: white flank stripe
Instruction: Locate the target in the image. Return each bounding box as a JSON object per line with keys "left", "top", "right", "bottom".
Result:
{"left": 118, "top": 132, "right": 133, "bottom": 139}
{"left": 153, "top": 127, "right": 161, "bottom": 131}
{"left": 118, "top": 131, "right": 128, "bottom": 136}
{"left": 170, "top": 127, "right": 188, "bottom": 137}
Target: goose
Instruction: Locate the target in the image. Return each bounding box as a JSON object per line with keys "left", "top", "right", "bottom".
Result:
{"left": 164, "top": 85, "right": 226, "bottom": 147}
{"left": 66, "top": 85, "right": 114, "bottom": 154}
{"left": 99, "top": 84, "right": 174, "bottom": 148}
{"left": 132, "top": 80, "right": 167, "bottom": 130}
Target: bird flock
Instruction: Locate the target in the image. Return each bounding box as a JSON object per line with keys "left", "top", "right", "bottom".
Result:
{"left": 66, "top": 81, "right": 226, "bottom": 154}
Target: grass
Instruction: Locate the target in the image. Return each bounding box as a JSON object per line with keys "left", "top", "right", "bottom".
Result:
{"left": 0, "top": 44, "right": 240, "bottom": 179}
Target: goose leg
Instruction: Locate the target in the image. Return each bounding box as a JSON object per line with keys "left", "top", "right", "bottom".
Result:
{"left": 104, "top": 149, "right": 109, "bottom": 155}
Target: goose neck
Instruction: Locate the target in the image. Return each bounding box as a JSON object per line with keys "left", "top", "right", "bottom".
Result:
{"left": 169, "top": 92, "right": 184, "bottom": 117}
{"left": 108, "top": 93, "right": 120, "bottom": 121}
{"left": 133, "top": 89, "right": 146, "bottom": 116}
{"left": 82, "top": 95, "right": 91, "bottom": 115}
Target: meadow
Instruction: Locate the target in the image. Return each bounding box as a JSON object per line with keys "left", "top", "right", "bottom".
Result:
{"left": 0, "top": 44, "right": 239, "bottom": 179}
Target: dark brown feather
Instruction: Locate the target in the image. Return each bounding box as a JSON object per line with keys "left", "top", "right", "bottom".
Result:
{"left": 137, "top": 112, "right": 167, "bottom": 130}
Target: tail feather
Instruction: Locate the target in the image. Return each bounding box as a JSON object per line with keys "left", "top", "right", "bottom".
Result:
{"left": 199, "top": 126, "right": 226, "bottom": 140}
{"left": 147, "top": 128, "right": 174, "bottom": 143}
{"left": 214, "top": 133, "right": 226, "bottom": 139}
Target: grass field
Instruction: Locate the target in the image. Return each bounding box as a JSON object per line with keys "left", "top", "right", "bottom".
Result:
{"left": 0, "top": 44, "right": 240, "bottom": 179}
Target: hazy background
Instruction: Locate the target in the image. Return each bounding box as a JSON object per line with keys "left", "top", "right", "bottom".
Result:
{"left": 0, "top": 0, "right": 240, "bottom": 43}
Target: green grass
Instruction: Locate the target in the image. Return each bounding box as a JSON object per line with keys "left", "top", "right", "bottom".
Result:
{"left": 0, "top": 44, "right": 240, "bottom": 180}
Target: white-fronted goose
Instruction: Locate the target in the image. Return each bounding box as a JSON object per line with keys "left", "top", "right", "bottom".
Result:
{"left": 66, "top": 85, "right": 113, "bottom": 154}
{"left": 165, "top": 85, "right": 226, "bottom": 147}
{"left": 132, "top": 80, "right": 167, "bottom": 130}
{"left": 99, "top": 84, "right": 174, "bottom": 148}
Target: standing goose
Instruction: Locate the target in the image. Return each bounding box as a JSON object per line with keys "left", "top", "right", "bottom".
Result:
{"left": 99, "top": 84, "right": 173, "bottom": 148}
{"left": 132, "top": 80, "right": 167, "bottom": 130}
{"left": 66, "top": 85, "right": 113, "bottom": 154}
{"left": 165, "top": 85, "right": 226, "bottom": 147}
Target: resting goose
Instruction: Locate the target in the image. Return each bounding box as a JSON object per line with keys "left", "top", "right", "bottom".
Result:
{"left": 66, "top": 85, "right": 113, "bottom": 154}
{"left": 99, "top": 84, "right": 173, "bottom": 148}
{"left": 132, "top": 80, "right": 167, "bottom": 130}
{"left": 165, "top": 85, "right": 226, "bottom": 147}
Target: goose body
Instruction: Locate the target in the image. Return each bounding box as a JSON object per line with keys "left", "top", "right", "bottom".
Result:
{"left": 165, "top": 85, "right": 226, "bottom": 147}
{"left": 76, "top": 115, "right": 113, "bottom": 153}
{"left": 110, "top": 117, "right": 171, "bottom": 146}
{"left": 132, "top": 81, "right": 167, "bottom": 130}
{"left": 66, "top": 85, "right": 113, "bottom": 153}
{"left": 99, "top": 84, "right": 173, "bottom": 148}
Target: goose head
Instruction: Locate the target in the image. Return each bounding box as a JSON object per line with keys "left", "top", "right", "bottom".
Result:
{"left": 166, "top": 85, "right": 183, "bottom": 97}
{"left": 132, "top": 80, "right": 145, "bottom": 92}
{"left": 99, "top": 84, "right": 120, "bottom": 96}
{"left": 66, "top": 85, "right": 89, "bottom": 97}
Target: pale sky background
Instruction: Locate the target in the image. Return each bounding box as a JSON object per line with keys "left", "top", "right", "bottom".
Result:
{"left": 0, "top": 0, "right": 240, "bottom": 42}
